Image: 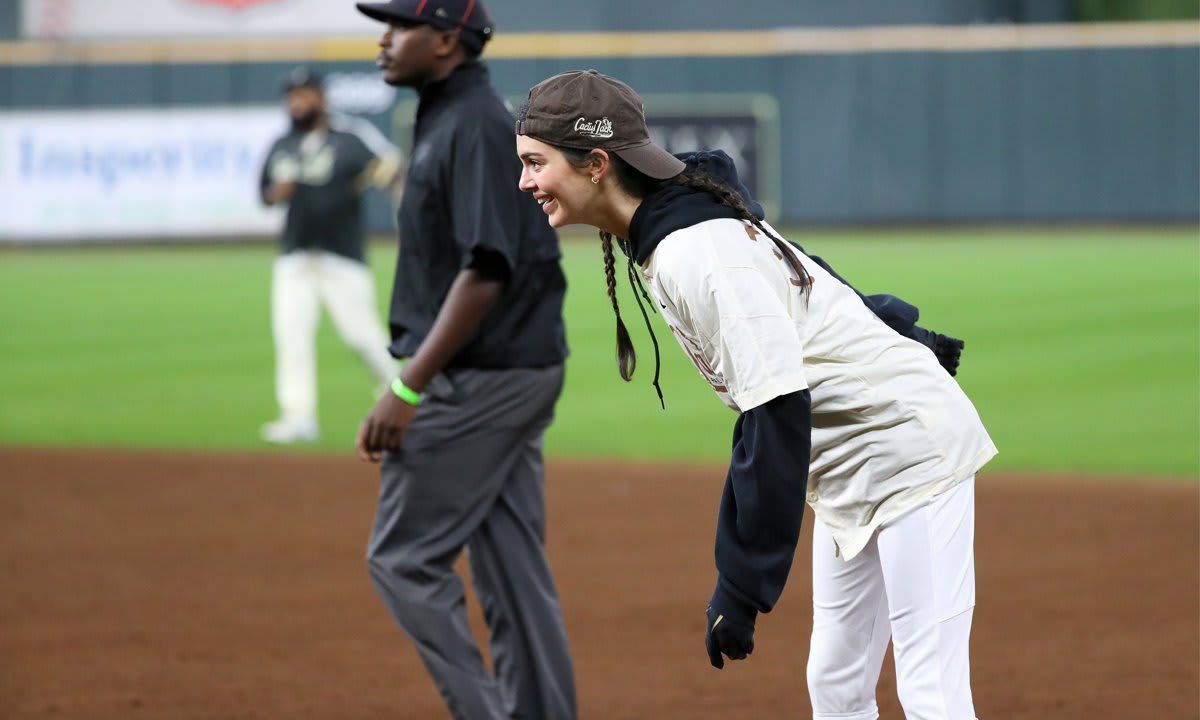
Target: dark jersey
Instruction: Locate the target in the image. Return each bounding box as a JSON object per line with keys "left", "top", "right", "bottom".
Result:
{"left": 388, "top": 61, "right": 567, "bottom": 370}
{"left": 260, "top": 119, "right": 382, "bottom": 263}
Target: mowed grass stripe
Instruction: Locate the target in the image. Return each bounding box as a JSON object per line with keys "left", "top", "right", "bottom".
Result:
{"left": 0, "top": 230, "right": 1196, "bottom": 477}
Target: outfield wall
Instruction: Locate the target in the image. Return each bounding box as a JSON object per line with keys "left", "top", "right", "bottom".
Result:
{"left": 0, "top": 4, "right": 17, "bottom": 41}
{"left": 12, "top": 0, "right": 1076, "bottom": 38}
{"left": 1, "top": 23, "right": 1197, "bottom": 240}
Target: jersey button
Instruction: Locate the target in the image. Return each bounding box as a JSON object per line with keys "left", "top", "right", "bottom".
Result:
{"left": 806, "top": 491, "right": 818, "bottom": 503}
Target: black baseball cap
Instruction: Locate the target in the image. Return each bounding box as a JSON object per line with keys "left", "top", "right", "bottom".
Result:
{"left": 281, "top": 66, "right": 322, "bottom": 93}
{"left": 356, "top": 0, "right": 494, "bottom": 50}
{"left": 516, "top": 70, "right": 686, "bottom": 180}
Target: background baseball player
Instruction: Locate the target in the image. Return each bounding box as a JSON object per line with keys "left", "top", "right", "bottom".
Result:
{"left": 516, "top": 70, "right": 997, "bottom": 719}
{"left": 354, "top": 2, "right": 576, "bottom": 718}
{"left": 259, "top": 67, "right": 400, "bottom": 444}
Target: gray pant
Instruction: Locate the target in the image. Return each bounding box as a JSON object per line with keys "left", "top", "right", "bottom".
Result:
{"left": 366, "top": 365, "right": 576, "bottom": 720}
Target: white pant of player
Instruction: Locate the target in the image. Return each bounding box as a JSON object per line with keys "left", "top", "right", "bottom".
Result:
{"left": 271, "top": 250, "right": 396, "bottom": 425}
{"left": 808, "top": 477, "right": 978, "bottom": 720}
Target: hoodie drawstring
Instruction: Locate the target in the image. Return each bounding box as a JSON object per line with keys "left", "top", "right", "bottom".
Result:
{"left": 625, "top": 254, "right": 665, "bottom": 410}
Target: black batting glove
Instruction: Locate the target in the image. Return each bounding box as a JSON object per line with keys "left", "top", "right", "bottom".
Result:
{"left": 930, "top": 333, "right": 965, "bottom": 376}
{"left": 910, "top": 326, "right": 965, "bottom": 377}
{"left": 705, "top": 604, "right": 755, "bottom": 669}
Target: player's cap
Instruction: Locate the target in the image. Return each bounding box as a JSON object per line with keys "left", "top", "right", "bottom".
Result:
{"left": 281, "top": 66, "right": 323, "bottom": 93}
{"left": 356, "top": 0, "right": 494, "bottom": 53}
{"left": 516, "top": 69, "right": 686, "bottom": 181}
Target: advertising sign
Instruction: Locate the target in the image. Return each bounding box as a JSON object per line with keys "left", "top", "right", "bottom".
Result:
{"left": 21, "top": 0, "right": 379, "bottom": 39}
{"left": 0, "top": 107, "right": 287, "bottom": 241}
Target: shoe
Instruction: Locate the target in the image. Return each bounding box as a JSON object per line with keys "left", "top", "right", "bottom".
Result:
{"left": 260, "top": 418, "right": 319, "bottom": 444}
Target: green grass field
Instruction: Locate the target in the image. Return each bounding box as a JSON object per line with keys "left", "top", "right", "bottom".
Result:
{"left": 1, "top": 229, "right": 1197, "bottom": 477}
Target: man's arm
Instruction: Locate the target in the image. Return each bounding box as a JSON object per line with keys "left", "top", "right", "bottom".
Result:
{"left": 355, "top": 112, "right": 528, "bottom": 462}
{"left": 398, "top": 266, "right": 504, "bottom": 393}
{"left": 261, "top": 148, "right": 298, "bottom": 206}
{"left": 263, "top": 180, "right": 296, "bottom": 206}
{"left": 356, "top": 256, "right": 507, "bottom": 462}
{"left": 356, "top": 154, "right": 403, "bottom": 195}
{"left": 334, "top": 113, "right": 405, "bottom": 198}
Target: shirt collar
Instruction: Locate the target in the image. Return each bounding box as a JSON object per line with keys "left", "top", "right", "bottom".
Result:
{"left": 419, "top": 60, "right": 488, "bottom": 107}
{"left": 627, "top": 184, "right": 739, "bottom": 265}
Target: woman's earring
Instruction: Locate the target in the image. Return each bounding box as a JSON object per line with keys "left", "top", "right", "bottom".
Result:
{"left": 591, "top": 176, "right": 600, "bottom": 184}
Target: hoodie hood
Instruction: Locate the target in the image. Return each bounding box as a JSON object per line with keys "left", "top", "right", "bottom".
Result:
{"left": 626, "top": 150, "right": 764, "bottom": 265}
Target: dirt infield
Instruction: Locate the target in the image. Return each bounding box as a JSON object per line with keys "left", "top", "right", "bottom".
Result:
{"left": 0, "top": 448, "right": 1196, "bottom": 719}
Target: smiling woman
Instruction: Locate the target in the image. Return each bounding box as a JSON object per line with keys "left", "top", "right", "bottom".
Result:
{"left": 514, "top": 68, "right": 998, "bottom": 718}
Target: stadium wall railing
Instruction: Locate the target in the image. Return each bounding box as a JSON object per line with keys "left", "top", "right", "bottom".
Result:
{"left": 0, "top": 22, "right": 1196, "bottom": 241}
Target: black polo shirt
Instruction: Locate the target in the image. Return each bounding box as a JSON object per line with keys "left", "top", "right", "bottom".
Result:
{"left": 389, "top": 61, "right": 567, "bottom": 369}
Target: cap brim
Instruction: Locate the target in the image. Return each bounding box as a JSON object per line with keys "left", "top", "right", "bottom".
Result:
{"left": 615, "top": 141, "right": 687, "bottom": 180}
{"left": 356, "top": 2, "right": 421, "bottom": 25}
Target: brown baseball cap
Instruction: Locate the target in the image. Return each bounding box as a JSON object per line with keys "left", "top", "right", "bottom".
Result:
{"left": 516, "top": 70, "right": 686, "bottom": 180}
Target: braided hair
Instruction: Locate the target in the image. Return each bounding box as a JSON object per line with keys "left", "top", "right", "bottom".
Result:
{"left": 561, "top": 148, "right": 811, "bottom": 387}
{"left": 600, "top": 230, "right": 637, "bottom": 380}
{"left": 669, "top": 169, "right": 812, "bottom": 296}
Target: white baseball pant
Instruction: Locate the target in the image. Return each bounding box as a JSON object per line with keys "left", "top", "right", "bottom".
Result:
{"left": 271, "top": 249, "right": 396, "bottom": 424}
{"left": 808, "top": 477, "right": 978, "bottom": 720}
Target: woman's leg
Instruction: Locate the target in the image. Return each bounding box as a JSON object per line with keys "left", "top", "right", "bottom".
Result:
{"left": 876, "top": 477, "right": 978, "bottom": 719}
{"left": 807, "top": 518, "right": 893, "bottom": 720}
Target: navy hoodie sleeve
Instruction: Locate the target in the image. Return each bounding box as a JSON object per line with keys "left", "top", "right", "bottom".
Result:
{"left": 709, "top": 388, "right": 812, "bottom": 624}
{"left": 864, "top": 292, "right": 922, "bottom": 339}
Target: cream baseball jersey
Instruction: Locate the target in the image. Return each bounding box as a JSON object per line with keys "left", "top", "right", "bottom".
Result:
{"left": 641, "top": 218, "right": 997, "bottom": 559}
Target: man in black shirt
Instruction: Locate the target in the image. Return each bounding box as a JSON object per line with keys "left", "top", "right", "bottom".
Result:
{"left": 259, "top": 67, "right": 400, "bottom": 444}
{"left": 353, "top": 2, "right": 575, "bottom": 718}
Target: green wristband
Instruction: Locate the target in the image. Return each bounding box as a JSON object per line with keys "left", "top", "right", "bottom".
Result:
{"left": 390, "top": 377, "right": 422, "bottom": 406}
